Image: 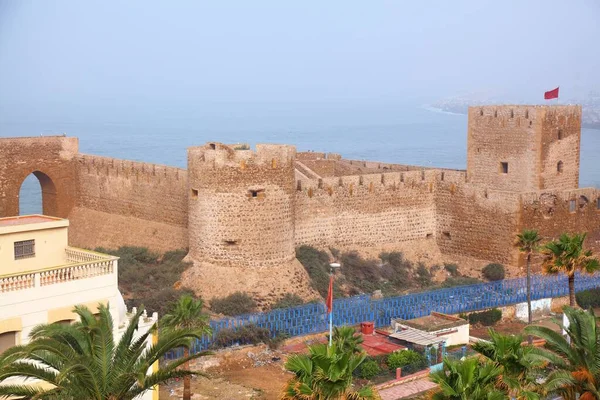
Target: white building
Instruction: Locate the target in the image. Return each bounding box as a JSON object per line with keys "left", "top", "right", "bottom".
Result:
{"left": 0, "top": 215, "right": 157, "bottom": 400}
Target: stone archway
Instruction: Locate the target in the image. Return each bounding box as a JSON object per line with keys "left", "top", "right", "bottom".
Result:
{"left": 0, "top": 136, "right": 78, "bottom": 218}
{"left": 18, "top": 171, "right": 59, "bottom": 216}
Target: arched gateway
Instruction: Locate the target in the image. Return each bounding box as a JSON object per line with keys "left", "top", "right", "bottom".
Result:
{"left": 0, "top": 136, "right": 78, "bottom": 218}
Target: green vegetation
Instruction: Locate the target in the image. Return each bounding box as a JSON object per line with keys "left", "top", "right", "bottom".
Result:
{"left": 210, "top": 291, "right": 257, "bottom": 316}
{"left": 329, "top": 325, "right": 364, "bottom": 354}
{"left": 482, "top": 263, "right": 505, "bottom": 281}
{"left": 212, "top": 323, "right": 286, "bottom": 349}
{"left": 296, "top": 245, "right": 343, "bottom": 298}
{"left": 357, "top": 359, "right": 381, "bottom": 380}
{"left": 96, "top": 246, "right": 194, "bottom": 315}
{"left": 525, "top": 307, "right": 600, "bottom": 399}
{"left": 271, "top": 293, "right": 306, "bottom": 309}
{"left": 429, "top": 357, "right": 506, "bottom": 400}
{"left": 387, "top": 350, "right": 427, "bottom": 374}
{"left": 575, "top": 287, "right": 600, "bottom": 309}
{"left": 282, "top": 342, "right": 378, "bottom": 400}
{"left": 542, "top": 232, "right": 600, "bottom": 306}
{"left": 161, "top": 295, "right": 212, "bottom": 400}
{"left": 297, "top": 245, "right": 485, "bottom": 298}
{"left": 461, "top": 308, "right": 502, "bottom": 326}
{"left": 444, "top": 263, "right": 460, "bottom": 277}
{"left": 0, "top": 304, "right": 207, "bottom": 400}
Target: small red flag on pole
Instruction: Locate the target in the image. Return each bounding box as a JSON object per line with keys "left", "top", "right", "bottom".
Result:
{"left": 326, "top": 275, "right": 333, "bottom": 314}
{"left": 544, "top": 87, "right": 559, "bottom": 100}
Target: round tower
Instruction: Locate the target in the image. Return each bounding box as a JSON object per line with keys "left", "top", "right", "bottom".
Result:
{"left": 187, "top": 142, "right": 297, "bottom": 268}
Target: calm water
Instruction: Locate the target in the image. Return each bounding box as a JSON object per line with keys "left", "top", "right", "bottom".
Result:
{"left": 2, "top": 105, "right": 598, "bottom": 214}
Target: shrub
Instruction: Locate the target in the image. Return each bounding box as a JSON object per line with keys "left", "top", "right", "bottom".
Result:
{"left": 576, "top": 288, "right": 600, "bottom": 309}
{"left": 444, "top": 263, "right": 460, "bottom": 277}
{"left": 380, "top": 251, "right": 413, "bottom": 290}
{"left": 296, "top": 246, "right": 342, "bottom": 298}
{"left": 387, "top": 350, "right": 426, "bottom": 371}
{"left": 212, "top": 324, "right": 271, "bottom": 348}
{"left": 482, "top": 263, "right": 505, "bottom": 281}
{"left": 271, "top": 293, "right": 305, "bottom": 310}
{"left": 358, "top": 359, "right": 381, "bottom": 380}
{"left": 441, "top": 276, "right": 482, "bottom": 288}
{"left": 415, "top": 264, "right": 433, "bottom": 288}
{"left": 340, "top": 251, "right": 382, "bottom": 294}
{"left": 211, "top": 292, "right": 257, "bottom": 316}
{"left": 467, "top": 308, "right": 502, "bottom": 326}
{"left": 97, "top": 246, "right": 193, "bottom": 315}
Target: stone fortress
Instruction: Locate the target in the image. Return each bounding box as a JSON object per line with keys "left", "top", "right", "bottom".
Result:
{"left": 1, "top": 105, "right": 599, "bottom": 302}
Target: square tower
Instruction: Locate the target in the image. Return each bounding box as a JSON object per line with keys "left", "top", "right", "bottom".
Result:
{"left": 466, "top": 105, "right": 581, "bottom": 192}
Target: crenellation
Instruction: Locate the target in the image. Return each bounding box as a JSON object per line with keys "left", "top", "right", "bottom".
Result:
{"left": 1, "top": 105, "right": 598, "bottom": 299}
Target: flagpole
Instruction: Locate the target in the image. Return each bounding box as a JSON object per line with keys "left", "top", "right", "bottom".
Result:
{"left": 328, "top": 263, "right": 340, "bottom": 347}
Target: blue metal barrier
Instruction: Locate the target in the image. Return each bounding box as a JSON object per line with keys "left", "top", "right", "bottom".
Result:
{"left": 164, "top": 272, "right": 600, "bottom": 359}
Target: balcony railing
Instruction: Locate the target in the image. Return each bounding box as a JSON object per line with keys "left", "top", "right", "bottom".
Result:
{"left": 0, "top": 248, "right": 118, "bottom": 293}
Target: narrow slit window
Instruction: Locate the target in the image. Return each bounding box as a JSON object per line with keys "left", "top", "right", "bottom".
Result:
{"left": 191, "top": 188, "right": 199, "bottom": 199}
{"left": 569, "top": 200, "right": 576, "bottom": 213}
{"left": 248, "top": 189, "right": 265, "bottom": 198}
{"left": 442, "top": 231, "right": 451, "bottom": 239}
{"left": 557, "top": 161, "right": 563, "bottom": 173}
{"left": 597, "top": 198, "right": 600, "bottom": 210}
{"left": 500, "top": 162, "right": 508, "bottom": 174}
{"left": 14, "top": 239, "right": 35, "bottom": 260}
{"left": 223, "top": 240, "right": 238, "bottom": 246}
{"left": 558, "top": 130, "right": 563, "bottom": 140}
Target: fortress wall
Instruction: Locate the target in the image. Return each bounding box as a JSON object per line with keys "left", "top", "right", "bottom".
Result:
{"left": 435, "top": 183, "right": 521, "bottom": 264}
{"left": 68, "top": 154, "right": 188, "bottom": 252}
{"left": 294, "top": 170, "right": 438, "bottom": 248}
{"left": 519, "top": 188, "right": 600, "bottom": 255}
{"left": 539, "top": 106, "right": 581, "bottom": 190}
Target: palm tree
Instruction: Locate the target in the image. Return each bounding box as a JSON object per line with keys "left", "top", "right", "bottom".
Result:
{"left": 429, "top": 357, "right": 506, "bottom": 400}
{"left": 472, "top": 329, "right": 541, "bottom": 399}
{"left": 328, "top": 325, "right": 364, "bottom": 354}
{"left": 515, "top": 229, "right": 542, "bottom": 343}
{"left": 161, "top": 295, "right": 212, "bottom": 400}
{"left": 0, "top": 304, "right": 206, "bottom": 400}
{"left": 524, "top": 307, "right": 600, "bottom": 400}
{"left": 281, "top": 342, "right": 380, "bottom": 400}
{"left": 542, "top": 233, "right": 600, "bottom": 307}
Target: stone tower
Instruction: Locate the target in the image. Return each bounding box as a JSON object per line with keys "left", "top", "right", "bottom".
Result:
{"left": 187, "top": 142, "right": 297, "bottom": 268}
{"left": 466, "top": 105, "right": 581, "bottom": 191}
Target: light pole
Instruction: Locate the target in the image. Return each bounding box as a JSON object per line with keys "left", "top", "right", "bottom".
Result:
{"left": 328, "top": 262, "right": 341, "bottom": 347}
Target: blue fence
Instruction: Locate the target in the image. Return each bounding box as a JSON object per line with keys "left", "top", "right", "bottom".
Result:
{"left": 166, "top": 272, "right": 600, "bottom": 359}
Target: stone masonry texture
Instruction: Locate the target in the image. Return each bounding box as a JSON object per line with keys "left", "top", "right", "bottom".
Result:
{"left": 1, "top": 105, "right": 599, "bottom": 300}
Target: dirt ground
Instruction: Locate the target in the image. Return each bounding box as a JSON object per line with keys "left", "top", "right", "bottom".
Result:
{"left": 159, "top": 344, "right": 293, "bottom": 400}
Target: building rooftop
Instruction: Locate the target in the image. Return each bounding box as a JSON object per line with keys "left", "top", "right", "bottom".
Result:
{"left": 0, "top": 215, "right": 63, "bottom": 227}
{"left": 395, "top": 312, "right": 468, "bottom": 333}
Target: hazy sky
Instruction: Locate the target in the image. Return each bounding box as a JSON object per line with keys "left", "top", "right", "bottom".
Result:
{"left": 1, "top": 0, "right": 599, "bottom": 123}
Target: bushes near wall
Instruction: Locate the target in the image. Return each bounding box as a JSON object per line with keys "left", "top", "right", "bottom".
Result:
{"left": 271, "top": 293, "right": 305, "bottom": 310}
{"left": 212, "top": 324, "right": 287, "bottom": 349}
{"left": 444, "top": 263, "right": 460, "bottom": 277}
{"left": 357, "top": 359, "right": 382, "bottom": 379}
{"left": 211, "top": 292, "right": 257, "bottom": 316}
{"left": 97, "top": 246, "right": 194, "bottom": 315}
{"left": 482, "top": 263, "right": 505, "bottom": 281}
{"left": 296, "top": 245, "right": 343, "bottom": 298}
{"left": 414, "top": 264, "right": 433, "bottom": 288}
{"left": 575, "top": 288, "right": 600, "bottom": 309}
{"left": 461, "top": 308, "right": 502, "bottom": 326}
{"left": 441, "top": 276, "right": 482, "bottom": 288}
{"left": 387, "top": 350, "right": 427, "bottom": 374}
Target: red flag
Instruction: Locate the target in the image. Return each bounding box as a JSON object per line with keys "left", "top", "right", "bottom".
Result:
{"left": 326, "top": 275, "right": 333, "bottom": 314}
{"left": 544, "top": 87, "right": 559, "bottom": 100}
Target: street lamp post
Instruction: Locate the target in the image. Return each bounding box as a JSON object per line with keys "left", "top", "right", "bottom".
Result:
{"left": 329, "top": 262, "right": 341, "bottom": 347}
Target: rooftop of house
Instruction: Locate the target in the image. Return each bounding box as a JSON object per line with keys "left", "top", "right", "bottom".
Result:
{"left": 394, "top": 312, "right": 468, "bottom": 333}
{"left": 0, "top": 215, "right": 68, "bottom": 235}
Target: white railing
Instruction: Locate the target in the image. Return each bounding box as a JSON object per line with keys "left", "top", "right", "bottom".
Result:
{"left": 0, "top": 251, "right": 117, "bottom": 293}
{"left": 65, "top": 247, "right": 108, "bottom": 263}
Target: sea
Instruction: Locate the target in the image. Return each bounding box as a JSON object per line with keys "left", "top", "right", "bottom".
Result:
{"left": 2, "top": 105, "right": 599, "bottom": 215}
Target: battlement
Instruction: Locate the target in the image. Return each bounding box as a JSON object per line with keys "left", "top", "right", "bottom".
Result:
{"left": 77, "top": 154, "right": 186, "bottom": 185}
{"left": 188, "top": 142, "right": 296, "bottom": 170}
{"left": 470, "top": 104, "right": 581, "bottom": 122}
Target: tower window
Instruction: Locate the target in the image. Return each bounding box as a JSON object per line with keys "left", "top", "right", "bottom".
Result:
{"left": 557, "top": 161, "right": 563, "bottom": 173}
{"left": 500, "top": 162, "right": 508, "bottom": 174}
{"left": 209, "top": 143, "right": 216, "bottom": 150}
{"left": 223, "top": 240, "right": 238, "bottom": 246}
{"left": 191, "top": 188, "right": 199, "bottom": 199}
{"left": 569, "top": 200, "right": 576, "bottom": 213}
{"left": 442, "top": 231, "right": 451, "bottom": 239}
{"left": 510, "top": 109, "right": 514, "bottom": 118}
{"left": 558, "top": 130, "right": 563, "bottom": 140}
{"left": 14, "top": 239, "right": 35, "bottom": 260}
{"left": 525, "top": 109, "right": 529, "bottom": 119}
{"left": 479, "top": 109, "right": 483, "bottom": 116}
{"left": 494, "top": 110, "right": 498, "bottom": 118}
{"left": 597, "top": 198, "right": 600, "bottom": 210}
